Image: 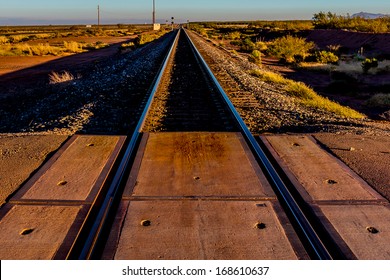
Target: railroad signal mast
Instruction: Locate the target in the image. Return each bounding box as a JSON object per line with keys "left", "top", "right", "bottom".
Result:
{"left": 152, "top": 0, "right": 160, "bottom": 30}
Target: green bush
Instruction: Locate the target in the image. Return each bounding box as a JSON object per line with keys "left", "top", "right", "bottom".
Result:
{"left": 268, "top": 35, "right": 315, "bottom": 63}
{"left": 315, "top": 51, "right": 339, "bottom": 64}
{"left": 362, "top": 58, "right": 378, "bottom": 74}
{"left": 240, "top": 37, "right": 256, "bottom": 52}
{"left": 248, "top": 50, "right": 262, "bottom": 64}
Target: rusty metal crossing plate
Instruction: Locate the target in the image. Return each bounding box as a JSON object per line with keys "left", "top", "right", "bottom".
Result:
{"left": 319, "top": 204, "right": 390, "bottom": 259}
{"left": 113, "top": 200, "right": 303, "bottom": 260}
{"left": 0, "top": 204, "right": 86, "bottom": 259}
{"left": 124, "top": 132, "right": 275, "bottom": 198}
{"left": 106, "top": 133, "right": 307, "bottom": 260}
{"left": 261, "top": 135, "right": 384, "bottom": 202}
{"left": 11, "top": 135, "right": 125, "bottom": 203}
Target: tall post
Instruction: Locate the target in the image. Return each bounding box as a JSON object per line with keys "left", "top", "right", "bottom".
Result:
{"left": 152, "top": 0, "right": 156, "bottom": 24}
{"left": 97, "top": 5, "right": 100, "bottom": 27}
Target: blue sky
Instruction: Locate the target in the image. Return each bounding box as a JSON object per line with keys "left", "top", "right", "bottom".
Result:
{"left": 1, "top": 0, "right": 390, "bottom": 25}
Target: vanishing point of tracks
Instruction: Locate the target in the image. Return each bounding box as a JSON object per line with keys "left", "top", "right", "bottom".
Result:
{"left": 1, "top": 29, "right": 389, "bottom": 260}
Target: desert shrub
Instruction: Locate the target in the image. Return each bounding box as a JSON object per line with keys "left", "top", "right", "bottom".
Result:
{"left": 315, "top": 51, "right": 339, "bottom": 64}
{"left": 255, "top": 41, "right": 268, "bottom": 51}
{"left": 241, "top": 37, "right": 256, "bottom": 52}
{"left": 248, "top": 50, "right": 262, "bottom": 64}
{"left": 366, "top": 93, "right": 390, "bottom": 107}
{"left": 119, "top": 42, "right": 135, "bottom": 51}
{"left": 227, "top": 31, "right": 241, "bottom": 40}
{"left": 362, "top": 58, "right": 378, "bottom": 74}
{"left": 268, "top": 35, "right": 315, "bottom": 63}
{"left": 135, "top": 31, "right": 167, "bottom": 46}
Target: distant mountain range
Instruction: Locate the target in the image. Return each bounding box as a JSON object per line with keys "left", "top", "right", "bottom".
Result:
{"left": 352, "top": 12, "right": 389, "bottom": 19}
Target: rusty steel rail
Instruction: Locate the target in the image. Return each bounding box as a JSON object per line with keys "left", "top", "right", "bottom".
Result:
{"left": 184, "top": 28, "right": 333, "bottom": 260}
{"left": 67, "top": 30, "right": 181, "bottom": 260}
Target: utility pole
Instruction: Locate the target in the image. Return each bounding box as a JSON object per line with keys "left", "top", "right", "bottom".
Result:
{"left": 152, "top": 0, "right": 156, "bottom": 24}
{"left": 97, "top": 5, "right": 100, "bottom": 27}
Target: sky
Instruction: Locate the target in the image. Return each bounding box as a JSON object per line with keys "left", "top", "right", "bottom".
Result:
{"left": 0, "top": 0, "right": 390, "bottom": 25}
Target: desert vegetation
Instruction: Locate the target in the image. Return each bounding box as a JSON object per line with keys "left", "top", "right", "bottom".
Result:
{"left": 0, "top": 40, "right": 110, "bottom": 56}
{"left": 249, "top": 69, "right": 364, "bottom": 119}
{"left": 191, "top": 15, "right": 390, "bottom": 118}
{"left": 313, "top": 12, "right": 390, "bottom": 33}
{"left": 0, "top": 24, "right": 165, "bottom": 57}
{"left": 267, "top": 35, "right": 314, "bottom": 63}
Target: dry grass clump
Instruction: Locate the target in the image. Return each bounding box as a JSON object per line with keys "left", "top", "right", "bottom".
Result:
{"left": 9, "top": 34, "right": 30, "bottom": 43}
{"left": 30, "top": 43, "right": 60, "bottom": 55}
{"left": 249, "top": 69, "right": 365, "bottom": 119}
{"left": 0, "top": 36, "right": 8, "bottom": 44}
{"left": 0, "top": 41, "right": 87, "bottom": 56}
{"left": 63, "top": 41, "right": 83, "bottom": 53}
{"left": 49, "top": 71, "right": 76, "bottom": 84}
{"left": 300, "top": 60, "right": 390, "bottom": 75}
{"left": 136, "top": 30, "right": 168, "bottom": 46}
{"left": 34, "top": 33, "right": 53, "bottom": 39}
{"left": 0, "top": 43, "right": 60, "bottom": 56}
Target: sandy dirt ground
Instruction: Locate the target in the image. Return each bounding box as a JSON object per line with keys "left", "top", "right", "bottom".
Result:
{"left": 313, "top": 133, "right": 390, "bottom": 201}
{"left": 0, "top": 36, "right": 134, "bottom": 76}
{"left": 0, "top": 135, "right": 67, "bottom": 205}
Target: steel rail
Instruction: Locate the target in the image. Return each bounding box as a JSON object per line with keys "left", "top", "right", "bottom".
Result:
{"left": 184, "top": 28, "right": 332, "bottom": 260}
{"left": 68, "top": 30, "right": 181, "bottom": 260}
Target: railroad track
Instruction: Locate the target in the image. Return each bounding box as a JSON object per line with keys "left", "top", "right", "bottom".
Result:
{"left": 1, "top": 28, "right": 389, "bottom": 260}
